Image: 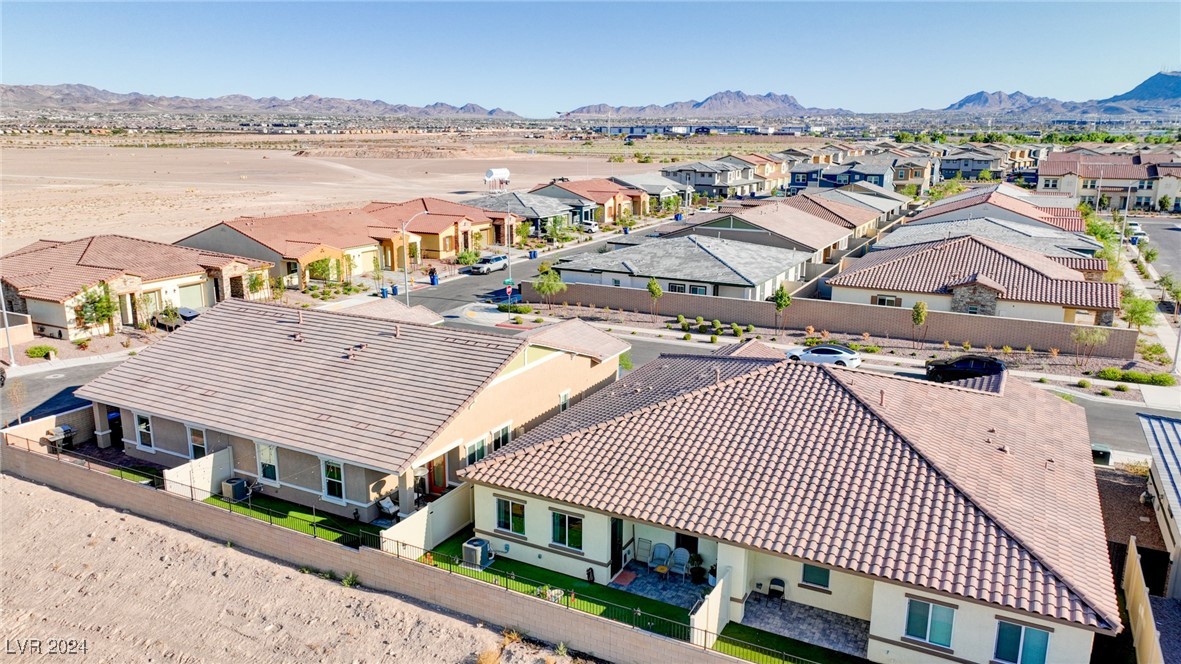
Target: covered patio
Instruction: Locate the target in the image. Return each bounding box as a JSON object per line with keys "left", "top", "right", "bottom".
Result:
{"left": 608, "top": 561, "right": 708, "bottom": 611}
{"left": 741, "top": 594, "right": 870, "bottom": 659}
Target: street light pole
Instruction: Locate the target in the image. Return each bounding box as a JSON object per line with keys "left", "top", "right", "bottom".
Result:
{"left": 401, "top": 210, "right": 430, "bottom": 307}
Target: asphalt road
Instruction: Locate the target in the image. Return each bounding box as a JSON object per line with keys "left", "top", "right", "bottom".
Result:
{"left": 1135, "top": 216, "right": 1181, "bottom": 281}
{"left": 2, "top": 361, "right": 121, "bottom": 426}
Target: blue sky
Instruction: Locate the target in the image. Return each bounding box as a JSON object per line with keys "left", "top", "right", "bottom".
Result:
{"left": 4, "top": 2, "right": 1178, "bottom": 117}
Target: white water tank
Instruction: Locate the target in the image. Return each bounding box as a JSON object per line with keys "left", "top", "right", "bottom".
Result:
{"left": 484, "top": 168, "right": 511, "bottom": 183}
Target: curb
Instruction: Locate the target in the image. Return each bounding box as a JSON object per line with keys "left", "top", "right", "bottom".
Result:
{"left": 5, "top": 348, "right": 137, "bottom": 378}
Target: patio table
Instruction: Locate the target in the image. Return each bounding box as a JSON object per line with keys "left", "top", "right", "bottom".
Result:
{"left": 655, "top": 565, "right": 669, "bottom": 581}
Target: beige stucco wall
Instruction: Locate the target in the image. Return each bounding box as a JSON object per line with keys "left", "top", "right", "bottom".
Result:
{"left": 830, "top": 287, "right": 953, "bottom": 312}
{"left": 473, "top": 483, "right": 616, "bottom": 584}
{"left": 750, "top": 552, "right": 873, "bottom": 621}
{"left": 206, "top": 429, "right": 257, "bottom": 476}
{"left": 866, "top": 581, "right": 1096, "bottom": 664}
{"left": 414, "top": 348, "right": 620, "bottom": 468}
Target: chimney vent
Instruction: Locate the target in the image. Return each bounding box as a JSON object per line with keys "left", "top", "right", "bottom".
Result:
{"left": 292, "top": 332, "right": 303, "bottom": 343}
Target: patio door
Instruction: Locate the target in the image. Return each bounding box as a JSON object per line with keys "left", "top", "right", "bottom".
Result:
{"left": 610, "top": 518, "right": 624, "bottom": 576}
{"left": 427, "top": 456, "right": 447, "bottom": 495}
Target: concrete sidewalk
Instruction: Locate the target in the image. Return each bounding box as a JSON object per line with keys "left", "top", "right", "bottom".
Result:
{"left": 1123, "top": 247, "right": 1180, "bottom": 373}
{"left": 5, "top": 348, "right": 138, "bottom": 379}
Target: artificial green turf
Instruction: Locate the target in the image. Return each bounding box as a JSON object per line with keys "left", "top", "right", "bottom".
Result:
{"left": 204, "top": 493, "right": 384, "bottom": 544}
{"left": 108, "top": 465, "right": 162, "bottom": 483}
{"left": 715, "top": 623, "right": 872, "bottom": 664}
{"left": 430, "top": 529, "right": 691, "bottom": 637}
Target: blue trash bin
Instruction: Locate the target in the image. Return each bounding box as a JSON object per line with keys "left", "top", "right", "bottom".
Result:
{"left": 380, "top": 287, "right": 389, "bottom": 299}
{"left": 675, "top": 213, "right": 683, "bottom": 221}
{"left": 529, "top": 250, "right": 538, "bottom": 260}
{"left": 623, "top": 227, "right": 630, "bottom": 235}
{"left": 391, "top": 285, "right": 399, "bottom": 297}
{"left": 430, "top": 274, "right": 439, "bottom": 286}
{"left": 1131, "top": 235, "right": 1141, "bottom": 246}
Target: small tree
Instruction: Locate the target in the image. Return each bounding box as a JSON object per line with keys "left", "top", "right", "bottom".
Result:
{"left": 533, "top": 270, "right": 567, "bottom": 307}
{"left": 1122, "top": 296, "right": 1156, "bottom": 332}
{"left": 771, "top": 283, "right": 792, "bottom": 334}
{"left": 77, "top": 283, "right": 119, "bottom": 336}
{"left": 1071, "top": 327, "right": 1111, "bottom": 369}
{"left": 538, "top": 260, "right": 552, "bottom": 275}
{"left": 372, "top": 256, "right": 385, "bottom": 291}
{"left": 247, "top": 272, "right": 266, "bottom": 296}
{"left": 1098, "top": 194, "right": 1111, "bottom": 211}
{"left": 646, "top": 277, "right": 663, "bottom": 317}
{"left": 307, "top": 258, "right": 332, "bottom": 281}
{"left": 1160, "top": 195, "right": 1172, "bottom": 212}
{"left": 977, "top": 169, "right": 993, "bottom": 182}
{"left": 516, "top": 222, "right": 532, "bottom": 246}
{"left": 1142, "top": 244, "right": 1160, "bottom": 264}
{"left": 911, "top": 301, "right": 929, "bottom": 349}
{"left": 270, "top": 276, "right": 285, "bottom": 302}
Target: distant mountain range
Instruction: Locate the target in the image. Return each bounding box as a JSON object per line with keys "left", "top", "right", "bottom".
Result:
{"left": 3, "top": 72, "right": 1179, "bottom": 120}
{"left": 564, "top": 90, "right": 851, "bottom": 118}
{"left": 938, "top": 71, "right": 1181, "bottom": 116}
{"left": 0, "top": 84, "right": 522, "bottom": 118}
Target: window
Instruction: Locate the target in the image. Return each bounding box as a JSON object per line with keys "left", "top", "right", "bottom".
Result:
{"left": 443, "top": 236, "right": 454, "bottom": 252}
{"left": 668, "top": 283, "right": 687, "bottom": 293}
{"left": 897, "top": 170, "right": 909, "bottom": 179}
{"left": 1082, "top": 179, "right": 1098, "bottom": 189}
{"left": 496, "top": 497, "right": 526, "bottom": 535}
{"left": 611, "top": 279, "right": 621, "bottom": 287}
{"left": 1136, "top": 196, "right": 1152, "bottom": 208}
{"left": 551, "top": 512, "right": 583, "bottom": 550}
{"left": 837, "top": 175, "right": 849, "bottom": 184}
{"left": 794, "top": 174, "right": 807, "bottom": 183}
{"left": 872, "top": 295, "right": 901, "bottom": 307}
{"left": 322, "top": 460, "right": 344, "bottom": 501}
{"left": 135, "top": 414, "right": 153, "bottom": 449}
{"left": 286, "top": 261, "right": 299, "bottom": 275}
{"left": 1137, "top": 179, "right": 1153, "bottom": 190}
{"left": 257, "top": 443, "right": 278, "bottom": 483}
{"left": 492, "top": 424, "right": 511, "bottom": 451}
{"left": 559, "top": 390, "right": 570, "bottom": 412}
{"left": 905, "top": 599, "right": 955, "bottom": 648}
{"left": 188, "top": 428, "right": 206, "bottom": 459}
{"left": 965, "top": 305, "right": 980, "bottom": 315}
{"left": 465, "top": 438, "right": 487, "bottom": 465}
{"left": 801, "top": 564, "right": 830, "bottom": 589}
{"left": 689, "top": 285, "right": 708, "bottom": 295}
{"left": 1042, "top": 178, "right": 1059, "bottom": 190}
{"left": 994, "top": 621, "right": 1050, "bottom": 664}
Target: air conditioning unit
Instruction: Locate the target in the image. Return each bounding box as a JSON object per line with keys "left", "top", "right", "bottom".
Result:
{"left": 462, "top": 537, "right": 492, "bottom": 569}
{"left": 1141, "top": 491, "right": 1156, "bottom": 507}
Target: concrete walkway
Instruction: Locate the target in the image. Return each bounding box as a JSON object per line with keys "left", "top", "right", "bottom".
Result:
{"left": 1123, "top": 247, "right": 1180, "bottom": 374}
{"left": 5, "top": 348, "right": 139, "bottom": 379}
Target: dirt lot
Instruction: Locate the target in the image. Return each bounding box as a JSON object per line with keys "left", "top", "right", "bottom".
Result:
{"left": 0, "top": 474, "right": 563, "bottom": 663}
{"left": 1, "top": 144, "right": 656, "bottom": 251}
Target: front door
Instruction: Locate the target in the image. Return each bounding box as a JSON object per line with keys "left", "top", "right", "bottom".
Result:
{"left": 427, "top": 456, "right": 447, "bottom": 495}
{"left": 610, "top": 518, "right": 624, "bottom": 575}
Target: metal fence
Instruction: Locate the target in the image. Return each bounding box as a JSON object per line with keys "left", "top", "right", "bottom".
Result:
{"left": 3, "top": 435, "right": 820, "bottom": 664}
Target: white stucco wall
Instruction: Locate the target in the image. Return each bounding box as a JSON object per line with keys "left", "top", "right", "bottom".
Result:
{"left": 829, "top": 287, "right": 953, "bottom": 312}
{"left": 994, "top": 300, "right": 1074, "bottom": 323}
{"left": 750, "top": 552, "right": 874, "bottom": 621}
{"left": 866, "top": 582, "right": 1096, "bottom": 664}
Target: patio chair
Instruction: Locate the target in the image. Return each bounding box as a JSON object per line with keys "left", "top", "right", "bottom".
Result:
{"left": 636, "top": 538, "right": 653, "bottom": 565}
{"left": 668, "top": 547, "right": 691, "bottom": 582}
{"left": 648, "top": 542, "right": 672, "bottom": 572}
{"left": 768, "top": 577, "right": 786, "bottom": 609}
{"left": 378, "top": 496, "right": 399, "bottom": 522}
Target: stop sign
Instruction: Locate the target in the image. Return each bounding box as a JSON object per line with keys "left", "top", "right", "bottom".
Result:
{"left": 506, "top": 286, "right": 513, "bottom": 296}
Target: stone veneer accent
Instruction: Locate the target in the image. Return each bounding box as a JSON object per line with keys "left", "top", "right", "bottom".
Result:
{"left": 950, "top": 284, "right": 1000, "bottom": 316}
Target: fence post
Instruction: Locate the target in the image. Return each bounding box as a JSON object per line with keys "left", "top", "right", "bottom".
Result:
{"left": 312, "top": 522, "right": 318, "bottom": 539}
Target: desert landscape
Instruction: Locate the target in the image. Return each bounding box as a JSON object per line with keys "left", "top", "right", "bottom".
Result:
{"left": 1, "top": 142, "right": 660, "bottom": 252}
{"left": 0, "top": 474, "right": 567, "bottom": 663}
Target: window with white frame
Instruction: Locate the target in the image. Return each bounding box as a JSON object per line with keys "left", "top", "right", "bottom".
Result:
{"left": 188, "top": 428, "right": 206, "bottom": 459}
{"left": 905, "top": 598, "right": 955, "bottom": 648}
{"left": 1082, "top": 179, "right": 1098, "bottom": 189}
{"left": 1042, "top": 178, "right": 1059, "bottom": 190}
{"left": 492, "top": 424, "right": 511, "bottom": 451}
{"left": 1137, "top": 179, "right": 1153, "bottom": 190}
{"left": 689, "top": 285, "right": 708, "bottom": 295}
{"left": 466, "top": 437, "right": 487, "bottom": 465}
{"left": 872, "top": 295, "right": 901, "bottom": 307}
{"left": 135, "top": 414, "right": 153, "bottom": 449}
{"left": 496, "top": 497, "right": 525, "bottom": 535}
{"left": 559, "top": 390, "right": 570, "bottom": 412}
{"left": 257, "top": 443, "right": 278, "bottom": 483}
{"left": 965, "top": 305, "right": 981, "bottom": 315}
{"left": 668, "top": 283, "right": 687, "bottom": 293}
{"left": 551, "top": 512, "right": 583, "bottom": 550}
{"left": 794, "top": 174, "right": 807, "bottom": 183}
{"left": 993, "top": 620, "right": 1049, "bottom": 664}
{"left": 322, "top": 460, "right": 344, "bottom": 501}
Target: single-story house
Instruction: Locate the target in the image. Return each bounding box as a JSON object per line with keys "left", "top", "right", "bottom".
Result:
{"left": 364, "top": 198, "right": 501, "bottom": 261}
{"left": 873, "top": 216, "right": 1103, "bottom": 258}
{"left": 554, "top": 235, "right": 811, "bottom": 300}
{"left": 607, "top": 173, "right": 695, "bottom": 210}
{"left": 176, "top": 208, "right": 407, "bottom": 288}
{"left": 780, "top": 193, "right": 882, "bottom": 238}
{"left": 459, "top": 191, "right": 573, "bottom": 242}
{"left": 460, "top": 341, "right": 1120, "bottom": 664}
{"left": 909, "top": 183, "right": 1084, "bottom": 233}
{"left": 74, "top": 300, "right": 628, "bottom": 522}
{"left": 529, "top": 179, "right": 648, "bottom": 226}
{"left": 661, "top": 201, "right": 854, "bottom": 264}
{"left": 828, "top": 235, "right": 1120, "bottom": 324}
{"left": 1, "top": 235, "right": 272, "bottom": 340}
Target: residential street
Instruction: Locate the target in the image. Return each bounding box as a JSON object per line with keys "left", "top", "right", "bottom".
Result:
{"left": 2, "top": 361, "right": 120, "bottom": 427}
{"left": 1135, "top": 216, "right": 1181, "bottom": 281}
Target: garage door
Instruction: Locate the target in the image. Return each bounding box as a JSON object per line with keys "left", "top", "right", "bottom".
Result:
{"left": 178, "top": 283, "right": 205, "bottom": 309}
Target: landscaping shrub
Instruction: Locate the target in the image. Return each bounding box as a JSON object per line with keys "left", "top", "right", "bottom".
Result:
{"left": 496, "top": 303, "right": 533, "bottom": 314}
{"left": 695, "top": 316, "right": 704, "bottom": 325}
{"left": 1094, "top": 368, "right": 1176, "bottom": 386}
{"left": 1095, "top": 367, "right": 1122, "bottom": 381}
{"left": 803, "top": 337, "right": 823, "bottom": 347}
{"left": 683, "top": 334, "right": 692, "bottom": 341}
{"left": 681, "top": 321, "right": 690, "bottom": 332}
{"left": 1001, "top": 345, "right": 1012, "bottom": 355}
{"left": 711, "top": 319, "right": 722, "bottom": 329}
{"left": 1037, "top": 377, "right": 1048, "bottom": 383}
{"left": 962, "top": 341, "right": 972, "bottom": 351}
{"left": 1115, "top": 383, "right": 1130, "bottom": 392}
{"left": 677, "top": 314, "right": 686, "bottom": 324}
{"left": 862, "top": 345, "right": 881, "bottom": 353}
{"left": 847, "top": 343, "right": 862, "bottom": 351}
{"left": 699, "top": 323, "right": 711, "bottom": 333}
{"left": 511, "top": 315, "right": 524, "bottom": 324}
{"left": 1151, "top": 373, "right": 1178, "bottom": 387}
{"left": 25, "top": 345, "right": 55, "bottom": 359}
{"left": 72, "top": 338, "right": 91, "bottom": 350}
{"left": 1077, "top": 379, "right": 1091, "bottom": 388}
{"left": 746, "top": 324, "right": 755, "bottom": 333}
{"left": 710, "top": 335, "right": 718, "bottom": 344}
{"left": 1100, "top": 389, "right": 1113, "bottom": 397}
{"left": 731, "top": 323, "right": 743, "bottom": 337}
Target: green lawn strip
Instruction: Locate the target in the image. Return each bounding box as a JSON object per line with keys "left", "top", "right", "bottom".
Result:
{"left": 203, "top": 494, "right": 383, "bottom": 543}
{"left": 715, "top": 623, "right": 871, "bottom": 664}
{"left": 107, "top": 465, "right": 162, "bottom": 483}
{"left": 429, "top": 529, "right": 690, "bottom": 636}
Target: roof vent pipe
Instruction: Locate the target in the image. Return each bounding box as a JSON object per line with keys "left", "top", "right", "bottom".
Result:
{"left": 714, "top": 367, "right": 721, "bottom": 384}
{"left": 395, "top": 325, "right": 401, "bottom": 339}
{"left": 879, "top": 389, "right": 885, "bottom": 406}
{"left": 298, "top": 310, "right": 304, "bottom": 325}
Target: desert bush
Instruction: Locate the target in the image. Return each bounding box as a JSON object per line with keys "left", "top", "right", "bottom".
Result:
{"left": 962, "top": 341, "right": 971, "bottom": 351}
{"left": 681, "top": 321, "right": 690, "bottom": 332}
{"left": 25, "top": 345, "right": 55, "bottom": 359}
{"left": 1077, "top": 379, "right": 1091, "bottom": 388}
{"left": 1001, "top": 345, "right": 1012, "bottom": 355}
{"left": 683, "top": 333, "right": 692, "bottom": 341}
{"left": 863, "top": 345, "right": 882, "bottom": 353}
{"left": 1115, "top": 383, "right": 1130, "bottom": 392}
{"left": 710, "top": 335, "right": 718, "bottom": 344}
{"left": 496, "top": 303, "right": 533, "bottom": 314}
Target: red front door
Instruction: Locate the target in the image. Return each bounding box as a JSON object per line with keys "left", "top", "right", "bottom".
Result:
{"left": 427, "top": 456, "right": 447, "bottom": 495}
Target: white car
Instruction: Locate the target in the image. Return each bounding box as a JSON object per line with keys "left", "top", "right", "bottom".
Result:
{"left": 577, "top": 220, "right": 600, "bottom": 234}
{"left": 785, "top": 345, "right": 863, "bottom": 368}
{"left": 470, "top": 255, "right": 508, "bottom": 274}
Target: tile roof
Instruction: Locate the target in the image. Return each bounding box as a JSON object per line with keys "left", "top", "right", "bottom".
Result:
{"left": 208, "top": 208, "right": 395, "bottom": 256}
{"left": 364, "top": 198, "right": 496, "bottom": 235}
{"left": 782, "top": 194, "right": 881, "bottom": 230}
{"left": 75, "top": 300, "right": 625, "bottom": 473}
{"left": 911, "top": 186, "right": 1084, "bottom": 232}
{"left": 334, "top": 298, "right": 445, "bottom": 326}
{"left": 530, "top": 179, "right": 641, "bottom": 205}
{"left": 873, "top": 217, "right": 1103, "bottom": 258}
{"left": 828, "top": 236, "right": 1120, "bottom": 309}
{"left": 461, "top": 351, "right": 1119, "bottom": 633}
{"left": 556, "top": 235, "right": 811, "bottom": 286}
{"left": 1, "top": 235, "right": 271, "bottom": 303}
{"left": 459, "top": 192, "right": 573, "bottom": 221}
{"left": 676, "top": 201, "right": 853, "bottom": 252}
{"left": 513, "top": 319, "right": 630, "bottom": 363}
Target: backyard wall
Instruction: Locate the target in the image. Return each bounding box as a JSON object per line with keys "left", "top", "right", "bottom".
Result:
{"left": 381, "top": 482, "right": 473, "bottom": 552}
{"left": 524, "top": 282, "right": 1139, "bottom": 358}
{"left": 1, "top": 444, "right": 739, "bottom": 664}
{"left": 163, "top": 447, "right": 233, "bottom": 501}
{"left": 1, "top": 405, "right": 97, "bottom": 450}
{"left": 690, "top": 567, "right": 732, "bottom": 649}
{"left": 1123, "top": 536, "right": 1166, "bottom": 664}
{"left": 0, "top": 311, "right": 34, "bottom": 348}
